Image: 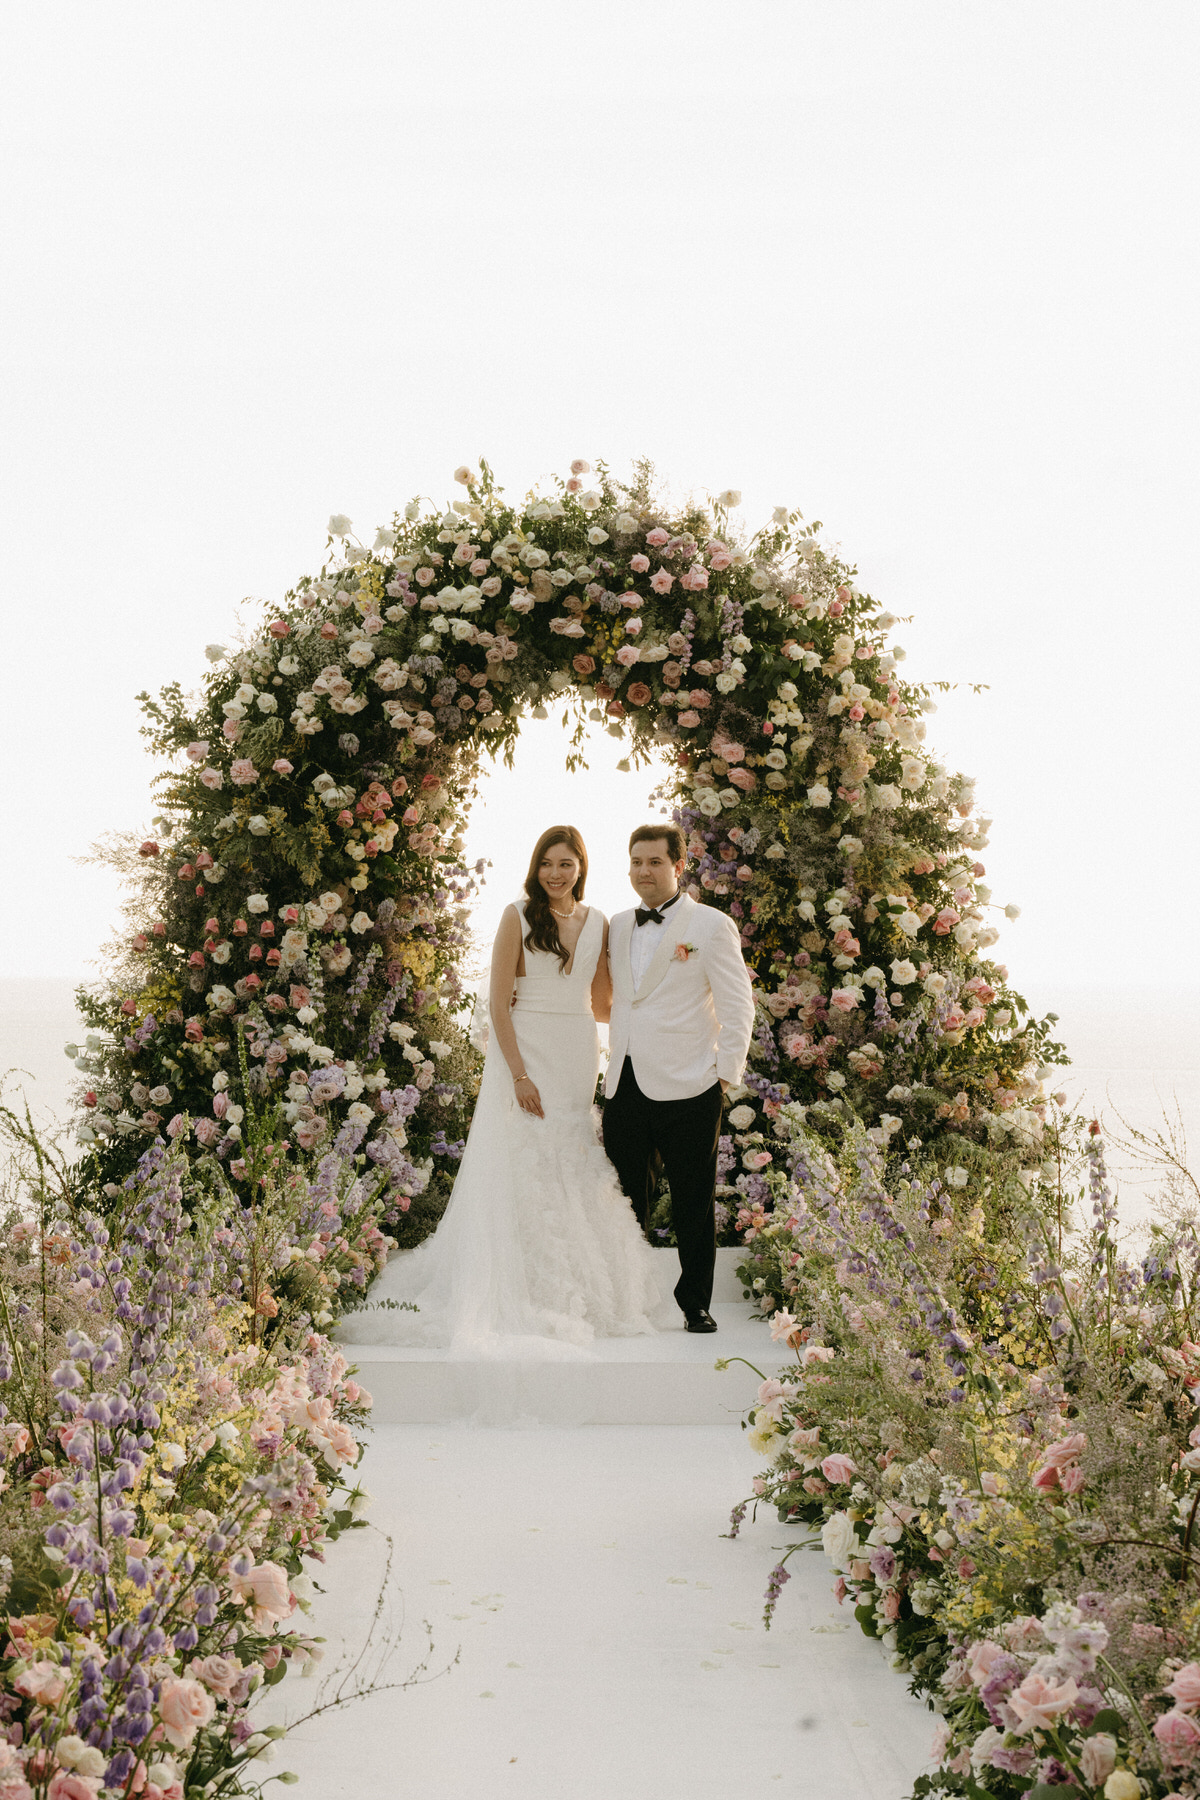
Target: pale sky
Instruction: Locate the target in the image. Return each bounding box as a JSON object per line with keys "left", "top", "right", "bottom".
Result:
{"left": 3, "top": 1, "right": 1197, "bottom": 998}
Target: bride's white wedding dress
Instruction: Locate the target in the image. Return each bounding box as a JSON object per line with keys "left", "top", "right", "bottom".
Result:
{"left": 339, "top": 902, "right": 663, "bottom": 1359}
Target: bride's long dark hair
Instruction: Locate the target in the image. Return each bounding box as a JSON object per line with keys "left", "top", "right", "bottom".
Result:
{"left": 523, "top": 826, "right": 588, "bottom": 971}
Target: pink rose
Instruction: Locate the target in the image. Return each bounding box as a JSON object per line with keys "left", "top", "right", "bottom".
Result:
{"left": 881, "top": 1588, "right": 901, "bottom": 1621}
{"left": 1169, "top": 1663, "right": 1200, "bottom": 1709}
{"left": 821, "top": 1454, "right": 856, "bottom": 1484}
{"left": 645, "top": 527, "right": 669, "bottom": 547}
{"left": 185, "top": 741, "right": 209, "bottom": 762}
{"left": 626, "top": 683, "right": 652, "bottom": 706}
{"left": 229, "top": 759, "right": 258, "bottom": 786}
{"left": 630, "top": 554, "right": 650, "bottom": 573}
{"left": 199, "top": 766, "right": 224, "bottom": 790}
{"left": 1039, "top": 1431, "right": 1087, "bottom": 1468}
{"left": 1155, "top": 1707, "right": 1200, "bottom": 1765}
{"left": 650, "top": 569, "right": 674, "bottom": 594}
{"left": 572, "top": 654, "right": 595, "bottom": 675}
{"left": 272, "top": 758, "right": 294, "bottom": 774}
{"left": 615, "top": 645, "right": 641, "bottom": 668}
{"left": 48, "top": 1776, "right": 101, "bottom": 1800}
{"left": 680, "top": 565, "right": 709, "bottom": 590}
{"left": 188, "top": 1653, "right": 247, "bottom": 1700}
{"left": 231, "top": 1559, "right": 294, "bottom": 1630}
{"left": 14, "top": 1659, "right": 67, "bottom": 1706}
{"left": 728, "top": 767, "right": 757, "bottom": 792}
{"left": 158, "top": 1675, "right": 216, "bottom": 1749}
{"left": 688, "top": 688, "right": 711, "bottom": 708}
{"left": 965, "top": 1640, "right": 1007, "bottom": 1686}
{"left": 709, "top": 550, "right": 732, "bottom": 571}
{"left": 829, "top": 990, "right": 860, "bottom": 1013}
{"left": 1008, "top": 1670, "right": 1079, "bottom": 1732}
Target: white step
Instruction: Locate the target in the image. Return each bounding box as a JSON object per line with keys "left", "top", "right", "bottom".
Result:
{"left": 338, "top": 1249, "right": 786, "bottom": 1426}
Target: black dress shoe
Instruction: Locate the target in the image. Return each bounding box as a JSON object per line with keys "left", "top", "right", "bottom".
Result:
{"left": 684, "top": 1309, "right": 718, "bottom": 1333}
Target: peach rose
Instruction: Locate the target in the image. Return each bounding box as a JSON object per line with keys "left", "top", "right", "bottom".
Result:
{"left": 188, "top": 1653, "right": 245, "bottom": 1700}
{"left": 230, "top": 1560, "right": 294, "bottom": 1630}
{"left": 1008, "top": 1670, "right": 1078, "bottom": 1733}
{"left": 14, "top": 1659, "right": 67, "bottom": 1706}
{"left": 1166, "top": 1663, "right": 1200, "bottom": 1710}
{"left": 158, "top": 1676, "right": 216, "bottom": 1749}
{"left": 626, "top": 683, "right": 652, "bottom": 707}
{"left": 48, "top": 1775, "right": 101, "bottom": 1800}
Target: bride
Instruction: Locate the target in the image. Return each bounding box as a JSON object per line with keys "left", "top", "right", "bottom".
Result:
{"left": 340, "top": 825, "right": 664, "bottom": 1357}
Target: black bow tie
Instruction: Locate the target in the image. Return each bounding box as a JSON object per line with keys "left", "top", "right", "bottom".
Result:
{"left": 635, "top": 893, "right": 682, "bottom": 928}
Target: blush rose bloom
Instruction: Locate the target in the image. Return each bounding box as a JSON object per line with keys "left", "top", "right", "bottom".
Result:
{"left": 14, "top": 1660, "right": 67, "bottom": 1706}
{"left": 231, "top": 1560, "right": 294, "bottom": 1630}
{"left": 1077, "top": 1735, "right": 1118, "bottom": 1786}
{"left": 1168, "top": 1662, "right": 1200, "bottom": 1708}
{"left": 626, "top": 683, "right": 652, "bottom": 706}
{"left": 650, "top": 569, "right": 674, "bottom": 594}
{"left": 48, "top": 1776, "right": 102, "bottom": 1800}
{"left": 188, "top": 1653, "right": 246, "bottom": 1700}
{"left": 1007, "top": 1671, "right": 1079, "bottom": 1733}
{"left": 821, "top": 1454, "right": 856, "bottom": 1484}
{"left": 158, "top": 1676, "right": 216, "bottom": 1748}
{"left": 1154, "top": 1707, "right": 1200, "bottom": 1766}
{"left": 966, "top": 1640, "right": 1008, "bottom": 1687}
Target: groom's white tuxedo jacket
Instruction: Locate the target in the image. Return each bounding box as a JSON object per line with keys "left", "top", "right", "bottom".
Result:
{"left": 605, "top": 892, "right": 755, "bottom": 1102}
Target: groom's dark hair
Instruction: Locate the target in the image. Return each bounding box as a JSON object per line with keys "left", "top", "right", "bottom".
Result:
{"left": 629, "top": 822, "right": 686, "bottom": 863}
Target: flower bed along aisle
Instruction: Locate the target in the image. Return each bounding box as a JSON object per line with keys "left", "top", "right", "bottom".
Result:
{"left": 725, "top": 1115, "right": 1200, "bottom": 1800}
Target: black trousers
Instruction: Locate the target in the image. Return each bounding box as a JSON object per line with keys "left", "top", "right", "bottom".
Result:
{"left": 602, "top": 1057, "right": 724, "bottom": 1318}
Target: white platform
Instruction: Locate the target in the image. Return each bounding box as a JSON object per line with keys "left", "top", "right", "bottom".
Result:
{"left": 337, "top": 1248, "right": 788, "bottom": 1426}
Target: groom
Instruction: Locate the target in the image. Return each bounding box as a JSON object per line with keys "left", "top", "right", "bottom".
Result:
{"left": 602, "top": 825, "right": 755, "bottom": 1333}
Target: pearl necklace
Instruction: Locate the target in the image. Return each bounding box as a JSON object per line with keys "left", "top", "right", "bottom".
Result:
{"left": 549, "top": 900, "right": 577, "bottom": 918}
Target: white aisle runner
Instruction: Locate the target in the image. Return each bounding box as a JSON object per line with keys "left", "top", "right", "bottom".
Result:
{"left": 268, "top": 1272, "right": 935, "bottom": 1800}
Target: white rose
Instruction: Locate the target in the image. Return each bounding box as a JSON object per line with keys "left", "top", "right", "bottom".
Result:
{"left": 347, "top": 642, "right": 375, "bottom": 667}
{"left": 613, "top": 512, "right": 640, "bottom": 533}
{"left": 205, "top": 643, "right": 229, "bottom": 663}
{"left": 715, "top": 672, "right": 738, "bottom": 694}
{"left": 715, "top": 489, "right": 742, "bottom": 508}
{"left": 347, "top": 1102, "right": 374, "bottom": 1125}
{"left": 327, "top": 514, "right": 353, "bottom": 537}
{"left": 350, "top": 911, "right": 373, "bottom": 934}
{"left": 373, "top": 527, "right": 396, "bottom": 551}
{"left": 696, "top": 790, "right": 723, "bottom": 817}
{"left": 296, "top": 1005, "right": 318, "bottom": 1025}
{"left": 1004, "top": 903, "right": 1021, "bottom": 920}
{"left": 453, "top": 464, "right": 475, "bottom": 485}
{"left": 807, "top": 784, "right": 832, "bottom": 808}
{"left": 248, "top": 815, "right": 270, "bottom": 835}
{"left": 278, "top": 655, "right": 300, "bottom": 674}
{"left": 945, "top": 1166, "right": 969, "bottom": 1188}
{"left": 872, "top": 783, "right": 900, "bottom": 809}
{"left": 727, "top": 1105, "right": 756, "bottom": 1129}
{"left": 247, "top": 894, "right": 269, "bottom": 913}
{"left": 254, "top": 693, "right": 278, "bottom": 714}
{"left": 826, "top": 1071, "right": 846, "bottom": 1090}
{"left": 764, "top": 843, "right": 786, "bottom": 859}
{"left": 924, "top": 973, "right": 947, "bottom": 995}
{"left": 895, "top": 910, "right": 921, "bottom": 937}
{"left": 889, "top": 959, "right": 917, "bottom": 985}
{"left": 821, "top": 1510, "right": 858, "bottom": 1569}
{"left": 578, "top": 490, "right": 603, "bottom": 512}
{"left": 587, "top": 526, "right": 609, "bottom": 545}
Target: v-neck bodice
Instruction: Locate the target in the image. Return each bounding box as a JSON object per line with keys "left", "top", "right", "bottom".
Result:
{"left": 512, "top": 902, "right": 603, "bottom": 1016}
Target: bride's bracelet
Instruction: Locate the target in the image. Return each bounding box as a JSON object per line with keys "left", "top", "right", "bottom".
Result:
{"left": 514, "top": 1074, "right": 532, "bottom": 1085}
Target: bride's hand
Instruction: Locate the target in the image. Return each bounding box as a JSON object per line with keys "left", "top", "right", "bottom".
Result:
{"left": 514, "top": 1076, "right": 544, "bottom": 1119}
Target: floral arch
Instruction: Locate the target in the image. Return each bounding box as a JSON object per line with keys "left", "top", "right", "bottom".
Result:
{"left": 75, "top": 458, "right": 1063, "bottom": 1242}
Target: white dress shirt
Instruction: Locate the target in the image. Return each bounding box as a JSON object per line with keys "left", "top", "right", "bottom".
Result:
{"left": 628, "top": 891, "right": 686, "bottom": 989}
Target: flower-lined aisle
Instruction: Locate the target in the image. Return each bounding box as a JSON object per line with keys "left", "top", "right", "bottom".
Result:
{"left": 71, "top": 457, "right": 1061, "bottom": 1255}
{"left": 728, "top": 1117, "right": 1200, "bottom": 1799}
{"left": 0, "top": 1101, "right": 402, "bottom": 1800}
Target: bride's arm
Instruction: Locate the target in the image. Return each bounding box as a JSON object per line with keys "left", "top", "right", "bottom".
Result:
{"left": 591, "top": 919, "right": 613, "bottom": 1024}
{"left": 488, "top": 906, "right": 543, "bottom": 1117}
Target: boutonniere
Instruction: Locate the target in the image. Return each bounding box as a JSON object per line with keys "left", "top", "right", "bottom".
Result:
{"left": 673, "top": 942, "right": 699, "bottom": 962}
